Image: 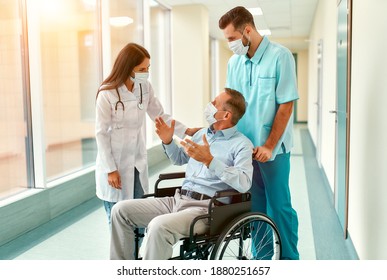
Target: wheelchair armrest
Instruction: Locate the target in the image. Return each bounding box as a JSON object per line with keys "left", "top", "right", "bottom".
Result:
{"left": 212, "top": 189, "right": 251, "bottom": 203}
{"left": 158, "top": 172, "right": 186, "bottom": 180}
{"left": 213, "top": 189, "right": 238, "bottom": 198}
{"left": 154, "top": 172, "right": 185, "bottom": 197}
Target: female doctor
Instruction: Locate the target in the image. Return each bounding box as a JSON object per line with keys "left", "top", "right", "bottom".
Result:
{"left": 95, "top": 43, "right": 192, "bottom": 223}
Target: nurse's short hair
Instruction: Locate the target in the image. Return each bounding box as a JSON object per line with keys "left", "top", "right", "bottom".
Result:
{"left": 223, "top": 88, "right": 246, "bottom": 125}
{"left": 219, "top": 6, "right": 256, "bottom": 33}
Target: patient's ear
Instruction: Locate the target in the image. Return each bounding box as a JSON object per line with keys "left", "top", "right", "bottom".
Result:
{"left": 224, "top": 111, "right": 232, "bottom": 121}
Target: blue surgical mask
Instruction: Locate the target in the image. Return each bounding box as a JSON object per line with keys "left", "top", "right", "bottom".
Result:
{"left": 130, "top": 72, "right": 149, "bottom": 84}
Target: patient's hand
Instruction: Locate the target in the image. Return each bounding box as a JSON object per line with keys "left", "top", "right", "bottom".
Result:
{"left": 180, "top": 135, "right": 214, "bottom": 167}
{"left": 155, "top": 117, "right": 174, "bottom": 145}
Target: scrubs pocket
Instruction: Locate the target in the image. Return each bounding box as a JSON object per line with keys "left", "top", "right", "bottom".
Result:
{"left": 258, "top": 78, "right": 275, "bottom": 100}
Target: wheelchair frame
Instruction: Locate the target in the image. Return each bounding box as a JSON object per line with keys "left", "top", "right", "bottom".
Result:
{"left": 134, "top": 172, "right": 282, "bottom": 260}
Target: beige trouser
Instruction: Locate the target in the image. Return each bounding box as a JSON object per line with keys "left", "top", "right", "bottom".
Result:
{"left": 110, "top": 190, "right": 209, "bottom": 260}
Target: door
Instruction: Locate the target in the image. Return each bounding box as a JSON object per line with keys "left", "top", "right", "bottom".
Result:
{"left": 316, "top": 40, "right": 323, "bottom": 167}
{"left": 335, "top": 0, "right": 352, "bottom": 238}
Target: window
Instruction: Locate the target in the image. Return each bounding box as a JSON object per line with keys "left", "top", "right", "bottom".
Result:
{"left": 147, "top": 1, "right": 172, "bottom": 147}
{"left": 27, "top": 0, "right": 100, "bottom": 181}
{"left": 0, "top": 0, "right": 170, "bottom": 200}
{"left": 0, "top": 0, "right": 31, "bottom": 199}
{"left": 105, "top": 0, "right": 143, "bottom": 65}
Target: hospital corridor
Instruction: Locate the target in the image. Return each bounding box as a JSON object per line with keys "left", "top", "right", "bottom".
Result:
{"left": 0, "top": 123, "right": 358, "bottom": 260}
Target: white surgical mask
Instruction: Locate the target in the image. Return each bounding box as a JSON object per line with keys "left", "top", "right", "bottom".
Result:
{"left": 130, "top": 72, "right": 149, "bottom": 84}
{"left": 228, "top": 31, "right": 250, "bottom": 56}
{"left": 204, "top": 102, "right": 218, "bottom": 126}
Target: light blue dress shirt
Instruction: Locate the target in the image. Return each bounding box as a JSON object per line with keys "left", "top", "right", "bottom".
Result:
{"left": 226, "top": 36, "right": 299, "bottom": 160}
{"left": 163, "top": 126, "right": 254, "bottom": 197}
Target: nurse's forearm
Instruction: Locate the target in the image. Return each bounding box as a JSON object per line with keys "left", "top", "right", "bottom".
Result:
{"left": 264, "top": 101, "right": 293, "bottom": 150}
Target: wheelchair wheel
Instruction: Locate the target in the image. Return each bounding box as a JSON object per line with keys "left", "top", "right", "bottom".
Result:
{"left": 210, "top": 212, "right": 281, "bottom": 260}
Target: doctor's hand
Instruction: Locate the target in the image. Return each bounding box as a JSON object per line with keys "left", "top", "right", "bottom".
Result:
{"left": 185, "top": 127, "right": 203, "bottom": 137}
{"left": 181, "top": 135, "right": 214, "bottom": 167}
{"left": 108, "top": 170, "right": 122, "bottom": 189}
{"left": 253, "top": 146, "right": 273, "bottom": 163}
{"left": 155, "top": 117, "right": 174, "bottom": 145}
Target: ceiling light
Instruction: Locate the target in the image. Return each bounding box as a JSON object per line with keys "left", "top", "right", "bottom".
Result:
{"left": 247, "top": 7, "right": 263, "bottom": 16}
{"left": 82, "top": 0, "right": 96, "bottom": 10}
{"left": 149, "top": 0, "right": 159, "bottom": 7}
{"left": 109, "top": 16, "right": 133, "bottom": 27}
{"left": 258, "top": 29, "right": 272, "bottom": 36}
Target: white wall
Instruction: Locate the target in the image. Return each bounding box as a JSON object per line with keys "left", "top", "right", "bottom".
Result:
{"left": 296, "top": 50, "right": 308, "bottom": 122}
{"left": 349, "top": 0, "right": 387, "bottom": 259}
{"left": 218, "top": 40, "right": 232, "bottom": 92}
{"left": 307, "top": 0, "right": 337, "bottom": 190}
{"left": 171, "top": 5, "right": 210, "bottom": 128}
{"left": 307, "top": 0, "right": 387, "bottom": 259}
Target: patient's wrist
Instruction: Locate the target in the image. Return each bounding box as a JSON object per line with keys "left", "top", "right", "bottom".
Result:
{"left": 204, "top": 155, "right": 214, "bottom": 168}
{"left": 162, "top": 138, "right": 173, "bottom": 145}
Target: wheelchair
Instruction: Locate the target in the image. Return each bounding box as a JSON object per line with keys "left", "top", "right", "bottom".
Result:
{"left": 134, "top": 172, "right": 282, "bottom": 260}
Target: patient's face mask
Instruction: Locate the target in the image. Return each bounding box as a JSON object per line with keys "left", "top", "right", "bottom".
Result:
{"left": 204, "top": 102, "right": 220, "bottom": 126}
{"left": 228, "top": 29, "right": 250, "bottom": 56}
{"left": 130, "top": 72, "right": 149, "bottom": 84}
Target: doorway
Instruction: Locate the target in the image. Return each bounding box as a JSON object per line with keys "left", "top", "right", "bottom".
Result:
{"left": 335, "top": 0, "right": 352, "bottom": 238}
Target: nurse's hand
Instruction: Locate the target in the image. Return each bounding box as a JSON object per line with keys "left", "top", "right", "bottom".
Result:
{"left": 108, "top": 170, "right": 122, "bottom": 189}
{"left": 155, "top": 117, "right": 174, "bottom": 145}
{"left": 253, "top": 146, "right": 272, "bottom": 163}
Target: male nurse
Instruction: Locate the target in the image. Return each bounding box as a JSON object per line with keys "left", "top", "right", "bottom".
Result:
{"left": 219, "top": 6, "right": 299, "bottom": 260}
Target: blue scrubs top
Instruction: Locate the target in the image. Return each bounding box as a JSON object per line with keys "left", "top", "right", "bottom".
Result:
{"left": 226, "top": 36, "right": 299, "bottom": 160}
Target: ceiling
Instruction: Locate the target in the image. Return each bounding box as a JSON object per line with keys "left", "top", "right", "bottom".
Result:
{"left": 158, "top": 0, "right": 319, "bottom": 51}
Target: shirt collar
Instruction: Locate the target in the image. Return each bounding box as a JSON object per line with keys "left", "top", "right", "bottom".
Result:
{"left": 207, "top": 125, "right": 238, "bottom": 140}
{"left": 243, "top": 36, "right": 270, "bottom": 65}
{"left": 120, "top": 82, "right": 141, "bottom": 93}
{"left": 118, "top": 84, "right": 127, "bottom": 92}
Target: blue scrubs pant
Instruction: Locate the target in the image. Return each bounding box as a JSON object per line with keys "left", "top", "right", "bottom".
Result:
{"left": 251, "top": 152, "right": 299, "bottom": 260}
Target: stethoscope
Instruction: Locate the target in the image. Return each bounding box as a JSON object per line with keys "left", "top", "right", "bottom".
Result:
{"left": 115, "top": 84, "right": 143, "bottom": 111}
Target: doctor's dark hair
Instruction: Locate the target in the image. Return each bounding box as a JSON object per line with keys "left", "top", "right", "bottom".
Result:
{"left": 223, "top": 88, "right": 246, "bottom": 125}
{"left": 97, "top": 43, "right": 150, "bottom": 96}
{"left": 218, "top": 6, "right": 256, "bottom": 33}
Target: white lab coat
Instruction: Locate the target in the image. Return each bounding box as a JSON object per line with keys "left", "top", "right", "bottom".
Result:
{"left": 95, "top": 82, "right": 187, "bottom": 203}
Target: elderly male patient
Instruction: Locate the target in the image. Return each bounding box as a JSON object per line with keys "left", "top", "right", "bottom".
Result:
{"left": 110, "top": 88, "right": 253, "bottom": 260}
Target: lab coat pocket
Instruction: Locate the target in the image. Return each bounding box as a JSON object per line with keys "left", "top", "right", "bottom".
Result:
{"left": 112, "top": 107, "right": 125, "bottom": 127}
{"left": 110, "top": 129, "right": 124, "bottom": 163}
